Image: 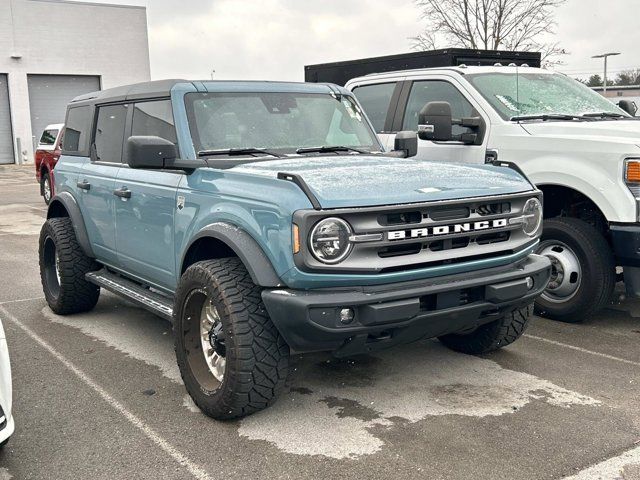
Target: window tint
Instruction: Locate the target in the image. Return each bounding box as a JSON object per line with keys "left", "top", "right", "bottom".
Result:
{"left": 131, "top": 100, "right": 177, "bottom": 144}
{"left": 352, "top": 83, "right": 396, "bottom": 132}
{"left": 94, "top": 104, "right": 127, "bottom": 163}
{"left": 62, "top": 106, "right": 92, "bottom": 154}
{"left": 402, "top": 81, "right": 475, "bottom": 134}
{"left": 39, "top": 129, "right": 59, "bottom": 146}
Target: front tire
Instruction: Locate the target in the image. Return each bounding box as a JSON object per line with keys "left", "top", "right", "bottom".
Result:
{"left": 439, "top": 304, "right": 532, "bottom": 354}
{"left": 41, "top": 171, "right": 52, "bottom": 205}
{"left": 174, "top": 258, "right": 289, "bottom": 420}
{"left": 39, "top": 218, "right": 100, "bottom": 315}
{"left": 535, "top": 217, "right": 615, "bottom": 322}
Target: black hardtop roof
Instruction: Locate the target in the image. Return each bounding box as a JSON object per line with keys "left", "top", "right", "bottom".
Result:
{"left": 69, "top": 79, "right": 343, "bottom": 107}
{"left": 70, "top": 79, "right": 188, "bottom": 105}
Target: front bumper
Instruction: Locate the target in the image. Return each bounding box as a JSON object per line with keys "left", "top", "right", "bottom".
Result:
{"left": 610, "top": 224, "right": 640, "bottom": 267}
{"left": 262, "top": 253, "right": 551, "bottom": 356}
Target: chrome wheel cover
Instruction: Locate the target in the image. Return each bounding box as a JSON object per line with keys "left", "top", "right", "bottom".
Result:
{"left": 538, "top": 241, "right": 582, "bottom": 303}
{"left": 200, "top": 299, "right": 226, "bottom": 382}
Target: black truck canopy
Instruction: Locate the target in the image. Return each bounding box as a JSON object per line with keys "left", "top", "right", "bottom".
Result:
{"left": 305, "top": 48, "right": 541, "bottom": 86}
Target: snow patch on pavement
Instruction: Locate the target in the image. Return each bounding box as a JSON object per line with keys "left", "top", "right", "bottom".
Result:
{"left": 42, "top": 299, "right": 180, "bottom": 383}
{"left": 564, "top": 444, "right": 640, "bottom": 480}
{"left": 0, "top": 468, "right": 12, "bottom": 480}
{"left": 42, "top": 300, "right": 600, "bottom": 460}
{"left": 239, "top": 342, "right": 600, "bottom": 459}
{"left": 0, "top": 204, "right": 44, "bottom": 236}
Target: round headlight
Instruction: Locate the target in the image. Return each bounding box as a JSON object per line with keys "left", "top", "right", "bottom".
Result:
{"left": 522, "top": 198, "right": 543, "bottom": 236}
{"left": 309, "top": 218, "right": 353, "bottom": 264}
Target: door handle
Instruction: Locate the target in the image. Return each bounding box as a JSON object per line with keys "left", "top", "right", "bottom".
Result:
{"left": 77, "top": 180, "right": 91, "bottom": 191}
{"left": 113, "top": 187, "right": 131, "bottom": 199}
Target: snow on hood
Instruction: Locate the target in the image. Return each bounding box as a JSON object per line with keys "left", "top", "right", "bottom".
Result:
{"left": 521, "top": 119, "right": 640, "bottom": 146}
{"left": 232, "top": 155, "right": 532, "bottom": 209}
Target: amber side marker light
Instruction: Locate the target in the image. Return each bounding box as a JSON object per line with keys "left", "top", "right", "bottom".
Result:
{"left": 293, "top": 224, "right": 300, "bottom": 254}
{"left": 626, "top": 160, "right": 640, "bottom": 183}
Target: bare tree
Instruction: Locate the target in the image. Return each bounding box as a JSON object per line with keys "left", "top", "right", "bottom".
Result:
{"left": 411, "top": 0, "right": 567, "bottom": 66}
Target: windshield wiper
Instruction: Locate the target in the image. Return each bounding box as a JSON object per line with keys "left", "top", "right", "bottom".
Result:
{"left": 510, "top": 114, "right": 593, "bottom": 122}
{"left": 197, "top": 147, "right": 282, "bottom": 158}
{"left": 296, "top": 145, "right": 370, "bottom": 155}
{"left": 581, "top": 112, "right": 630, "bottom": 119}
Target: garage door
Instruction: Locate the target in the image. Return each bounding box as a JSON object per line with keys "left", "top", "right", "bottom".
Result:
{"left": 27, "top": 75, "right": 100, "bottom": 149}
{"left": 0, "top": 74, "right": 14, "bottom": 164}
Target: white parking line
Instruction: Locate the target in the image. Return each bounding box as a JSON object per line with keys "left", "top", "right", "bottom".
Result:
{"left": 564, "top": 444, "right": 640, "bottom": 479}
{"left": 0, "top": 297, "right": 45, "bottom": 306}
{"left": 524, "top": 334, "right": 640, "bottom": 367}
{"left": 0, "top": 305, "right": 213, "bottom": 480}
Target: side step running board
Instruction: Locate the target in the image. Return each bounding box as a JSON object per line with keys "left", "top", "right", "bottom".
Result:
{"left": 86, "top": 269, "right": 174, "bottom": 322}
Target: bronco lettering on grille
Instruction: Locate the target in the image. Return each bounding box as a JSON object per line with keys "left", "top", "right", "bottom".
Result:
{"left": 387, "top": 218, "right": 508, "bottom": 241}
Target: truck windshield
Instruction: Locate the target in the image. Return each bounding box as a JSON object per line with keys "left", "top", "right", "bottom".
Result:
{"left": 184, "top": 92, "right": 381, "bottom": 156}
{"left": 465, "top": 72, "right": 629, "bottom": 120}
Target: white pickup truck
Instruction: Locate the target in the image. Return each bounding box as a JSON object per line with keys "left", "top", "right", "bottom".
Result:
{"left": 345, "top": 65, "right": 640, "bottom": 321}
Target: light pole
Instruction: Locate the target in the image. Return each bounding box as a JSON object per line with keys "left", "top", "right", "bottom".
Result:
{"left": 592, "top": 52, "right": 621, "bottom": 94}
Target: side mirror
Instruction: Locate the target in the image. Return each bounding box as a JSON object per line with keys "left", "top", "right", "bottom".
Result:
{"left": 418, "top": 101, "right": 453, "bottom": 141}
{"left": 392, "top": 131, "right": 418, "bottom": 158}
{"left": 618, "top": 99, "right": 637, "bottom": 116}
{"left": 127, "top": 136, "right": 177, "bottom": 169}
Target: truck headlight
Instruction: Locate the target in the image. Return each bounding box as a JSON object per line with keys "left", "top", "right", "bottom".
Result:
{"left": 522, "top": 198, "right": 543, "bottom": 236}
{"left": 309, "top": 217, "right": 353, "bottom": 264}
{"left": 624, "top": 159, "right": 640, "bottom": 221}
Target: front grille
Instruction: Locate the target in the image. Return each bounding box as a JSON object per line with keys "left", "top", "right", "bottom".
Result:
{"left": 0, "top": 405, "right": 6, "bottom": 431}
{"left": 293, "top": 192, "right": 539, "bottom": 273}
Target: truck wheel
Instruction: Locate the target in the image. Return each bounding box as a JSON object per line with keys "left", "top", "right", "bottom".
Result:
{"left": 535, "top": 217, "right": 615, "bottom": 322}
{"left": 174, "top": 258, "right": 289, "bottom": 420}
{"left": 439, "top": 304, "right": 532, "bottom": 354}
{"left": 41, "top": 171, "right": 52, "bottom": 205}
{"left": 39, "top": 218, "right": 100, "bottom": 315}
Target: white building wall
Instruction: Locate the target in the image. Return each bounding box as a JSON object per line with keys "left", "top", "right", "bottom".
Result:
{"left": 0, "top": 0, "right": 150, "bottom": 163}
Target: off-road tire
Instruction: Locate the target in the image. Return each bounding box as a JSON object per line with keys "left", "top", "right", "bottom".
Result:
{"left": 439, "top": 304, "right": 533, "bottom": 354}
{"left": 535, "top": 217, "right": 615, "bottom": 322}
{"left": 174, "top": 258, "right": 289, "bottom": 420}
{"left": 41, "top": 171, "right": 52, "bottom": 205}
{"left": 39, "top": 217, "right": 100, "bottom": 315}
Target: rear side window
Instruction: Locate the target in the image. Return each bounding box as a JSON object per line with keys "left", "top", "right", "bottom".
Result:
{"left": 39, "top": 129, "right": 59, "bottom": 146}
{"left": 94, "top": 104, "right": 128, "bottom": 163}
{"left": 131, "top": 100, "right": 177, "bottom": 144}
{"left": 351, "top": 82, "right": 396, "bottom": 133}
{"left": 62, "top": 106, "right": 92, "bottom": 155}
{"left": 402, "top": 81, "right": 475, "bottom": 134}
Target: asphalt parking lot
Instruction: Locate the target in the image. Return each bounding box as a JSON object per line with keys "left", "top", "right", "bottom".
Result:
{"left": 0, "top": 165, "right": 639, "bottom": 480}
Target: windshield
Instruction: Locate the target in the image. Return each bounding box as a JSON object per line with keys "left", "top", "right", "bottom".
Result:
{"left": 185, "top": 92, "right": 381, "bottom": 155}
{"left": 466, "top": 71, "right": 629, "bottom": 120}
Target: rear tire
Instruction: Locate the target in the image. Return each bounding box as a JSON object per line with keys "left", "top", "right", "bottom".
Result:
{"left": 439, "top": 304, "right": 532, "bottom": 354}
{"left": 535, "top": 217, "right": 615, "bottom": 322}
{"left": 174, "top": 258, "right": 289, "bottom": 420}
{"left": 41, "top": 171, "right": 52, "bottom": 205}
{"left": 39, "top": 218, "right": 100, "bottom": 315}
{"left": 0, "top": 438, "right": 9, "bottom": 449}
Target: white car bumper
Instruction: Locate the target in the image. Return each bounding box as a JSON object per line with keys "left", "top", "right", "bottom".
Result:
{"left": 0, "top": 332, "right": 13, "bottom": 444}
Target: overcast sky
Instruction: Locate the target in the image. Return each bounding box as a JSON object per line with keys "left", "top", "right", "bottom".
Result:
{"left": 83, "top": 0, "right": 639, "bottom": 82}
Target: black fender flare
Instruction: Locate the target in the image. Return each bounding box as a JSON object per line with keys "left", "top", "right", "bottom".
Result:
{"left": 183, "top": 222, "right": 283, "bottom": 287}
{"left": 47, "top": 192, "right": 95, "bottom": 258}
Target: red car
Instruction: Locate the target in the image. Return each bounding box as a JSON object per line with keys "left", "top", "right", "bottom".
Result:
{"left": 34, "top": 124, "right": 64, "bottom": 204}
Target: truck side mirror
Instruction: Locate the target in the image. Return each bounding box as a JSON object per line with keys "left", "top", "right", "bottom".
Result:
{"left": 127, "top": 136, "right": 177, "bottom": 169}
{"left": 418, "top": 101, "right": 453, "bottom": 141}
{"left": 618, "top": 99, "right": 637, "bottom": 116}
{"left": 392, "top": 131, "right": 418, "bottom": 158}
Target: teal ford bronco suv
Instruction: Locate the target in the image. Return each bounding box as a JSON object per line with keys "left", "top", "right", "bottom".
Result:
{"left": 39, "top": 79, "right": 551, "bottom": 419}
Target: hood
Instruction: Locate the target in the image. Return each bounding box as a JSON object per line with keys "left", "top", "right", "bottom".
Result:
{"left": 232, "top": 156, "right": 533, "bottom": 209}
{"left": 521, "top": 120, "right": 640, "bottom": 146}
